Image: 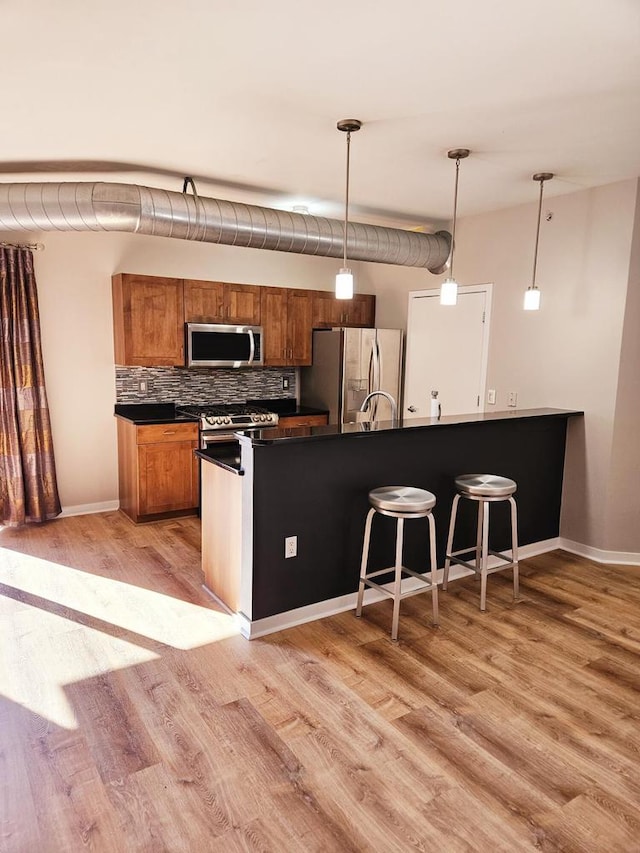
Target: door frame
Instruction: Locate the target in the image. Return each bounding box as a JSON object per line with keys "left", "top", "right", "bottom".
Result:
{"left": 405, "top": 282, "right": 493, "bottom": 413}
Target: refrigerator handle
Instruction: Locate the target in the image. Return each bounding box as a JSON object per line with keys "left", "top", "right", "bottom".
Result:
{"left": 375, "top": 337, "right": 382, "bottom": 391}
{"left": 371, "top": 337, "right": 382, "bottom": 420}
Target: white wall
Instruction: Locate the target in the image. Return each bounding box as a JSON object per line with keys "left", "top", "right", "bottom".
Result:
{"left": 362, "top": 178, "right": 639, "bottom": 553}
{"left": 14, "top": 176, "right": 640, "bottom": 553}
{"left": 30, "top": 231, "right": 351, "bottom": 510}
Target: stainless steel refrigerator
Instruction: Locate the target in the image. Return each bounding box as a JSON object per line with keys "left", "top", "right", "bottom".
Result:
{"left": 300, "top": 328, "right": 403, "bottom": 425}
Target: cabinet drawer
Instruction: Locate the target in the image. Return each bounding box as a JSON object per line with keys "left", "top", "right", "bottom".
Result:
{"left": 136, "top": 422, "right": 199, "bottom": 444}
{"left": 278, "top": 414, "right": 328, "bottom": 428}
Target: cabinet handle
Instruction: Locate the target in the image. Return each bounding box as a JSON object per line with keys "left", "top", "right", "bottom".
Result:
{"left": 163, "top": 430, "right": 176, "bottom": 435}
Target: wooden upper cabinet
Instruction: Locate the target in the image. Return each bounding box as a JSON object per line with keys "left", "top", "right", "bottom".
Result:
{"left": 286, "top": 289, "right": 313, "bottom": 366}
{"left": 112, "top": 274, "right": 184, "bottom": 366}
{"left": 183, "top": 279, "right": 224, "bottom": 322}
{"left": 261, "top": 287, "right": 313, "bottom": 366}
{"left": 184, "top": 279, "right": 262, "bottom": 325}
{"left": 225, "top": 283, "right": 262, "bottom": 325}
{"left": 312, "top": 291, "right": 375, "bottom": 328}
{"left": 261, "top": 287, "right": 288, "bottom": 366}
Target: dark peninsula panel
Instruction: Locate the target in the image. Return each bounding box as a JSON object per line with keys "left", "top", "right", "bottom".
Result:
{"left": 250, "top": 414, "right": 571, "bottom": 620}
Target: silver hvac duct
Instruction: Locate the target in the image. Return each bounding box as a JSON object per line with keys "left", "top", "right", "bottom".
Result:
{"left": 0, "top": 181, "right": 450, "bottom": 272}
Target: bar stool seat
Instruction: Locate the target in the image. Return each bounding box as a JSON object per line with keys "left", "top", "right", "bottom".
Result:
{"left": 443, "top": 474, "right": 519, "bottom": 611}
{"left": 356, "top": 486, "right": 439, "bottom": 640}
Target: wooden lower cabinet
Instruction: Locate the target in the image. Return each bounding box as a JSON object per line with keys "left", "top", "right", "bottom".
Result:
{"left": 117, "top": 420, "right": 199, "bottom": 523}
{"left": 277, "top": 413, "right": 328, "bottom": 428}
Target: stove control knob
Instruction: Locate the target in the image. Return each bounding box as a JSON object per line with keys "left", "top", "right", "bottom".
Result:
{"left": 225, "top": 417, "right": 232, "bottom": 425}
{"left": 214, "top": 417, "right": 221, "bottom": 424}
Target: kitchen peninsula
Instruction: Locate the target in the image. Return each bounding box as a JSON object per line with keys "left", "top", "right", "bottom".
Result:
{"left": 198, "top": 408, "right": 582, "bottom": 638}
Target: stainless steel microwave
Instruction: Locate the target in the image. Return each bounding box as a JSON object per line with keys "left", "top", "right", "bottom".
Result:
{"left": 185, "top": 323, "right": 264, "bottom": 368}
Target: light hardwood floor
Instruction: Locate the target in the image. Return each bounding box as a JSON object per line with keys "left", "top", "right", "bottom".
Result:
{"left": 1, "top": 512, "right": 640, "bottom": 852}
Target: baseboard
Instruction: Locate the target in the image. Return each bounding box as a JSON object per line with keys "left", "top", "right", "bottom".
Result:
{"left": 239, "top": 537, "right": 561, "bottom": 640}
{"left": 558, "top": 538, "right": 640, "bottom": 566}
{"left": 59, "top": 500, "right": 120, "bottom": 518}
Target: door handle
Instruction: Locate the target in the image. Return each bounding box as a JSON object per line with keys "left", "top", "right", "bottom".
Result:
{"left": 407, "top": 405, "right": 417, "bottom": 413}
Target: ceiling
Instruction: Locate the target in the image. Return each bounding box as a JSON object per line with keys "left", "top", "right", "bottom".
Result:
{"left": 2, "top": 0, "right": 640, "bottom": 230}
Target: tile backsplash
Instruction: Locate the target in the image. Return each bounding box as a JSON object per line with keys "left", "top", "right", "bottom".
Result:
{"left": 115, "top": 366, "right": 297, "bottom": 404}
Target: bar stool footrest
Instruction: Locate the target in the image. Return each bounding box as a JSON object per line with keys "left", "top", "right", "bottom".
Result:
{"left": 446, "top": 554, "right": 517, "bottom": 576}
{"left": 360, "top": 567, "right": 437, "bottom": 602}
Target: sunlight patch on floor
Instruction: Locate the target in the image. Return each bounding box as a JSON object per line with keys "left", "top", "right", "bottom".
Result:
{"left": 0, "top": 592, "right": 160, "bottom": 729}
{"left": 0, "top": 546, "right": 239, "bottom": 649}
{"left": 0, "top": 546, "right": 240, "bottom": 729}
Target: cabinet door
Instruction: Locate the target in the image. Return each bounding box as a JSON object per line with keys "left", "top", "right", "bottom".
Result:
{"left": 184, "top": 279, "right": 225, "bottom": 322}
{"left": 138, "top": 440, "right": 199, "bottom": 516}
{"left": 347, "top": 293, "right": 376, "bottom": 327}
{"left": 225, "top": 283, "right": 262, "bottom": 324}
{"left": 286, "top": 289, "right": 313, "bottom": 366}
{"left": 311, "top": 291, "right": 375, "bottom": 328}
{"left": 278, "top": 414, "right": 328, "bottom": 428}
{"left": 112, "top": 274, "right": 184, "bottom": 366}
{"left": 261, "top": 287, "right": 289, "bottom": 366}
{"left": 312, "top": 291, "right": 344, "bottom": 328}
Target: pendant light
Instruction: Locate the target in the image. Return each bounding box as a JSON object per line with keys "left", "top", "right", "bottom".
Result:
{"left": 335, "top": 119, "right": 362, "bottom": 299}
{"left": 524, "top": 172, "right": 553, "bottom": 311}
{"left": 440, "top": 148, "right": 470, "bottom": 306}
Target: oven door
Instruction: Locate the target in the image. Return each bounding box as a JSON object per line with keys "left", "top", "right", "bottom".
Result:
{"left": 200, "top": 429, "right": 241, "bottom": 450}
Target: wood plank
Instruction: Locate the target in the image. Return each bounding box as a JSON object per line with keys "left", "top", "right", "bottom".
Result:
{"left": 1, "top": 517, "right": 640, "bottom": 851}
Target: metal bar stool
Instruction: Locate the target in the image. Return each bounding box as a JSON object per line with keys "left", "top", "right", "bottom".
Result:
{"left": 356, "top": 486, "right": 439, "bottom": 640}
{"left": 443, "top": 474, "right": 519, "bottom": 611}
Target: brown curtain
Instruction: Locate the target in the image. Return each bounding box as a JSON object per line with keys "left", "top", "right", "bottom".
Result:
{"left": 0, "top": 246, "right": 61, "bottom": 526}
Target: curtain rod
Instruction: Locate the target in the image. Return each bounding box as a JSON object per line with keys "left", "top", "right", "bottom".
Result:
{"left": 0, "top": 240, "right": 45, "bottom": 251}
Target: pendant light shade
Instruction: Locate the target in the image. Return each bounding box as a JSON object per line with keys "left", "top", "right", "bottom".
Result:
{"left": 524, "top": 172, "right": 553, "bottom": 311}
{"left": 335, "top": 119, "right": 362, "bottom": 300}
{"left": 441, "top": 148, "right": 470, "bottom": 306}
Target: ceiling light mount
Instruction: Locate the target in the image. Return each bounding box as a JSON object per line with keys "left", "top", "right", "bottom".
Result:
{"left": 447, "top": 148, "right": 470, "bottom": 161}
{"left": 337, "top": 119, "right": 363, "bottom": 134}
{"left": 440, "top": 148, "right": 471, "bottom": 305}
{"left": 524, "top": 172, "right": 554, "bottom": 311}
{"left": 335, "top": 118, "right": 363, "bottom": 300}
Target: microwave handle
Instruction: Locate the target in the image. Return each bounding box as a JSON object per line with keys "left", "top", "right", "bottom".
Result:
{"left": 247, "top": 329, "right": 255, "bottom": 364}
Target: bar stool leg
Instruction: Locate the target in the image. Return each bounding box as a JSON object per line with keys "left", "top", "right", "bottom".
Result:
{"left": 391, "top": 517, "right": 405, "bottom": 641}
{"left": 480, "top": 499, "right": 490, "bottom": 612}
{"left": 356, "top": 508, "right": 376, "bottom": 617}
{"left": 509, "top": 495, "right": 520, "bottom": 601}
{"left": 443, "top": 493, "right": 460, "bottom": 590}
{"left": 427, "top": 512, "right": 439, "bottom": 626}
{"left": 475, "top": 500, "right": 483, "bottom": 576}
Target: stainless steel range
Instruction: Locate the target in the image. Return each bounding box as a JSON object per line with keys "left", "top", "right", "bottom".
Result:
{"left": 176, "top": 403, "right": 278, "bottom": 448}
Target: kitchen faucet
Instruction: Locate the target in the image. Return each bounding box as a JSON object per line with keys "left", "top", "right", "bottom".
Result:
{"left": 359, "top": 391, "right": 398, "bottom": 426}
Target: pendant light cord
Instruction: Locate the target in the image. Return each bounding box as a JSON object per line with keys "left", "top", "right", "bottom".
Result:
{"left": 450, "top": 155, "right": 461, "bottom": 280}
{"left": 531, "top": 177, "right": 546, "bottom": 288}
{"left": 343, "top": 131, "right": 352, "bottom": 269}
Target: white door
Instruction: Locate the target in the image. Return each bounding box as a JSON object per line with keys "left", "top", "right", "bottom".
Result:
{"left": 403, "top": 285, "right": 491, "bottom": 419}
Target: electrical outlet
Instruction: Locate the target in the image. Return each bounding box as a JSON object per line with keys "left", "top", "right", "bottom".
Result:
{"left": 507, "top": 392, "right": 517, "bottom": 407}
{"left": 285, "top": 535, "right": 297, "bottom": 558}
{"left": 487, "top": 389, "right": 496, "bottom": 405}
{"left": 282, "top": 376, "right": 290, "bottom": 390}
{"left": 138, "top": 379, "right": 147, "bottom": 393}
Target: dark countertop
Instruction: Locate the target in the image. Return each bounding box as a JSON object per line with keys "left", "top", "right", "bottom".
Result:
{"left": 114, "top": 403, "right": 199, "bottom": 424}
{"left": 246, "top": 398, "right": 329, "bottom": 417}
{"left": 239, "top": 408, "right": 583, "bottom": 445}
{"left": 114, "top": 399, "right": 328, "bottom": 425}
{"left": 195, "top": 443, "right": 244, "bottom": 475}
